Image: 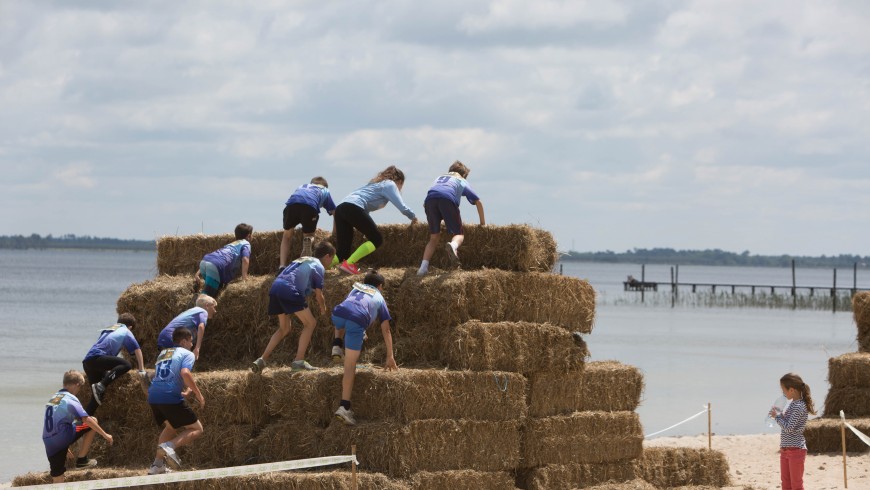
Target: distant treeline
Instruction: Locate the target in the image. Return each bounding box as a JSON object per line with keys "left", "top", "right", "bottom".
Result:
{"left": 0, "top": 234, "right": 155, "bottom": 251}
{"left": 563, "top": 248, "right": 870, "bottom": 268}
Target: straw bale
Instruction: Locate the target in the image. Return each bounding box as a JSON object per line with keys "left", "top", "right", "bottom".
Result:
{"left": 96, "top": 372, "right": 151, "bottom": 428}
{"left": 823, "top": 387, "right": 870, "bottom": 417}
{"left": 250, "top": 420, "right": 324, "bottom": 463}
{"left": 12, "top": 468, "right": 405, "bottom": 489}
{"left": 319, "top": 419, "right": 521, "bottom": 477}
{"left": 828, "top": 352, "right": 870, "bottom": 388}
{"left": 407, "top": 470, "right": 518, "bottom": 490}
{"left": 635, "top": 447, "right": 730, "bottom": 488}
{"left": 115, "top": 274, "right": 200, "bottom": 361}
{"left": 528, "top": 361, "right": 644, "bottom": 417}
{"left": 156, "top": 225, "right": 557, "bottom": 276}
{"left": 443, "top": 321, "right": 588, "bottom": 374}
{"left": 521, "top": 412, "right": 643, "bottom": 467}
{"left": 805, "top": 416, "right": 870, "bottom": 453}
{"left": 395, "top": 269, "right": 595, "bottom": 333}
{"left": 193, "top": 369, "right": 270, "bottom": 425}
{"left": 853, "top": 291, "right": 870, "bottom": 352}
{"left": 267, "top": 367, "right": 527, "bottom": 427}
{"left": 522, "top": 462, "right": 637, "bottom": 490}
{"left": 579, "top": 479, "right": 656, "bottom": 490}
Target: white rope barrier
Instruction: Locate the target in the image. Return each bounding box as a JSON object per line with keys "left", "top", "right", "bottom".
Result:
{"left": 644, "top": 406, "right": 709, "bottom": 438}
{"left": 26, "top": 454, "right": 360, "bottom": 490}
{"left": 840, "top": 410, "right": 870, "bottom": 448}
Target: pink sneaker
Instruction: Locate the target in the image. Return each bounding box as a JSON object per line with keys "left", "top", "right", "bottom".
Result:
{"left": 339, "top": 260, "right": 361, "bottom": 275}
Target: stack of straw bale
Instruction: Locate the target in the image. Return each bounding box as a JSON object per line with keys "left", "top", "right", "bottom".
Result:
{"left": 853, "top": 291, "right": 870, "bottom": 352}
{"left": 634, "top": 447, "right": 730, "bottom": 488}
{"left": 156, "top": 224, "right": 557, "bottom": 276}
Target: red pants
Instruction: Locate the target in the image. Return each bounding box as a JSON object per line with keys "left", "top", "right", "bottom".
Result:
{"left": 780, "top": 447, "right": 806, "bottom": 490}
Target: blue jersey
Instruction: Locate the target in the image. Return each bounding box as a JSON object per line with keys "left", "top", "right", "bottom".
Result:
{"left": 83, "top": 324, "right": 140, "bottom": 361}
{"left": 42, "top": 390, "right": 88, "bottom": 456}
{"left": 202, "top": 239, "right": 251, "bottom": 284}
{"left": 286, "top": 183, "right": 336, "bottom": 214}
{"left": 425, "top": 173, "right": 480, "bottom": 207}
{"left": 148, "top": 347, "right": 195, "bottom": 405}
{"left": 157, "top": 307, "right": 208, "bottom": 350}
{"left": 341, "top": 181, "right": 416, "bottom": 220}
{"left": 274, "top": 257, "right": 325, "bottom": 298}
{"left": 332, "top": 282, "right": 392, "bottom": 328}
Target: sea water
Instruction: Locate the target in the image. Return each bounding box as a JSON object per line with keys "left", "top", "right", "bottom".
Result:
{"left": 0, "top": 252, "right": 858, "bottom": 482}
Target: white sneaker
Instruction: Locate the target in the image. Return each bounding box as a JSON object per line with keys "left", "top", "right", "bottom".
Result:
{"left": 335, "top": 406, "right": 356, "bottom": 425}
{"left": 445, "top": 243, "right": 460, "bottom": 266}
{"left": 157, "top": 442, "right": 181, "bottom": 470}
{"left": 301, "top": 237, "right": 313, "bottom": 257}
{"left": 148, "top": 464, "right": 168, "bottom": 475}
{"left": 291, "top": 359, "right": 317, "bottom": 372}
{"left": 416, "top": 267, "right": 428, "bottom": 276}
{"left": 331, "top": 346, "right": 344, "bottom": 364}
{"left": 251, "top": 357, "right": 266, "bottom": 374}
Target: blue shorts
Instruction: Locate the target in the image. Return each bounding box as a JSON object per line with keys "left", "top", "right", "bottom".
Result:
{"left": 424, "top": 198, "right": 463, "bottom": 235}
{"left": 199, "top": 260, "right": 221, "bottom": 297}
{"left": 268, "top": 280, "right": 308, "bottom": 315}
{"left": 332, "top": 315, "right": 366, "bottom": 351}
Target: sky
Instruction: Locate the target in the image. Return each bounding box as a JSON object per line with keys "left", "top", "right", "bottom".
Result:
{"left": 1, "top": 1, "right": 868, "bottom": 256}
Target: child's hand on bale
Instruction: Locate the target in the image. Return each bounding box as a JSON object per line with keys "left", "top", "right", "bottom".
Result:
{"left": 384, "top": 357, "right": 398, "bottom": 372}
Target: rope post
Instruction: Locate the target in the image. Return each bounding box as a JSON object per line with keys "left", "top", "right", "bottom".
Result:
{"left": 841, "top": 419, "right": 848, "bottom": 488}
{"left": 707, "top": 403, "right": 712, "bottom": 450}
{"left": 352, "top": 445, "right": 358, "bottom": 490}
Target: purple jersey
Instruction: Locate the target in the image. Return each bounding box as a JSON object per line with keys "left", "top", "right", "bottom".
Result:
{"left": 286, "top": 183, "right": 336, "bottom": 214}
{"left": 148, "top": 347, "right": 196, "bottom": 405}
{"left": 83, "top": 324, "right": 140, "bottom": 361}
{"left": 425, "top": 173, "right": 480, "bottom": 207}
{"left": 202, "top": 239, "right": 251, "bottom": 284}
{"left": 274, "top": 257, "right": 325, "bottom": 298}
{"left": 42, "top": 390, "right": 88, "bottom": 456}
{"left": 157, "top": 307, "right": 208, "bottom": 350}
{"left": 332, "top": 282, "right": 392, "bottom": 328}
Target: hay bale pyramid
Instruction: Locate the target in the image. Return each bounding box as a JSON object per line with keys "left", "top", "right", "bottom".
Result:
{"left": 14, "top": 225, "right": 730, "bottom": 489}
{"left": 805, "top": 290, "right": 870, "bottom": 453}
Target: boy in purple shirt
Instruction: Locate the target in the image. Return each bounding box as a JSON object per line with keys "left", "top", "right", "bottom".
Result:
{"left": 417, "top": 161, "right": 485, "bottom": 275}
{"left": 252, "top": 241, "right": 335, "bottom": 373}
{"left": 157, "top": 294, "right": 217, "bottom": 361}
{"left": 82, "top": 313, "right": 146, "bottom": 414}
{"left": 279, "top": 176, "right": 336, "bottom": 272}
{"left": 199, "top": 223, "right": 253, "bottom": 297}
{"left": 147, "top": 328, "right": 204, "bottom": 475}
{"left": 42, "top": 370, "right": 113, "bottom": 483}
{"left": 332, "top": 270, "right": 397, "bottom": 425}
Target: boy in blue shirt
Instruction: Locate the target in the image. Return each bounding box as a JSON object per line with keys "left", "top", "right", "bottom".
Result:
{"left": 332, "top": 270, "right": 397, "bottom": 425}
{"left": 43, "top": 370, "right": 113, "bottom": 483}
{"left": 199, "top": 223, "right": 253, "bottom": 297}
{"left": 147, "top": 328, "right": 204, "bottom": 475}
{"left": 82, "top": 313, "right": 147, "bottom": 414}
{"left": 157, "top": 294, "right": 217, "bottom": 361}
{"left": 417, "top": 160, "right": 485, "bottom": 275}
{"left": 279, "top": 176, "right": 336, "bottom": 272}
{"left": 252, "top": 241, "right": 335, "bottom": 373}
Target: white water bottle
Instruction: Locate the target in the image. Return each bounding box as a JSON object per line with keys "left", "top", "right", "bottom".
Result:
{"left": 765, "top": 395, "right": 789, "bottom": 428}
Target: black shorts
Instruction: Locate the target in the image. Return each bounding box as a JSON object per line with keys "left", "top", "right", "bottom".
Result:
{"left": 425, "top": 198, "right": 463, "bottom": 235}
{"left": 47, "top": 429, "right": 90, "bottom": 477}
{"left": 150, "top": 402, "right": 198, "bottom": 429}
{"left": 283, "top": 203, "right": 319, "bottom": 233}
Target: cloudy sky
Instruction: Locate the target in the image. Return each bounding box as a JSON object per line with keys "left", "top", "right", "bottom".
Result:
{"left": 1, "top": 1, "right": 868, "bottom": 256}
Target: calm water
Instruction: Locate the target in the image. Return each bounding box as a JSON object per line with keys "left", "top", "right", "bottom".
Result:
{"left": 0, "top": 252, "right": 858, "bottom": 482}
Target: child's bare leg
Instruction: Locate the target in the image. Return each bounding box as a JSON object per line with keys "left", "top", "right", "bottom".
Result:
{"left": 261, "top": 314, "right": 292, "bottom": 361}
{"left": 158, "top": 422, "right": 178, "bottom": 445}
{"left": 422, "top": 234, "right": 440, "bottom": 262}
{"left": 450, "top": 234, "right": 464, "bottom": 251}
{"left": 169, "top": 421, "right": 203, "bottom": 449}
{"left": 75, "top": 430, "right": 97, "bottom": 458}
{"left": 293, "top": 308, "right": 317, "bottom": 362}
{"left": 341, "top": 348, "right": 362, "bottom": 402}
{"left": 279, "top": 229, "right": 294, "bottom": 268}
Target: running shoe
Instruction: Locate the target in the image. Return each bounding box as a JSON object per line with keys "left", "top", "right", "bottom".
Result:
{"left": 251, "top": 357, "right": 266, "bottom": 374}
{"left": 157, "top": 442, "right": 181, "bottom": 470}
{"left": 291, "top": 360, "right": 317, "bottom": 371}
{"left": 331, "top": 346, "right": 344, "bottom": 364}
{"left": 91, "top": 382, "right": 106, "bottom": 406}
{"left": 444, "top": 243, "right": 460, "bottom": 266}
{"left": 338, "top": 260, "right": 361, "bottom": 275}
{"left": 334, "top": 406, "right": 357, "bottom": 425}
{"left": 74, "top": 458, "right": 97, "bottom": 469}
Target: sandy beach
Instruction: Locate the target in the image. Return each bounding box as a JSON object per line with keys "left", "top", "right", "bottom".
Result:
{"left": 647, "top": 433, "right": 870, "bottom": 489}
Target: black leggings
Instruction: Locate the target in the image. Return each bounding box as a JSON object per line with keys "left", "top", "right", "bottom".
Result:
{"left": 82, "top": 356, "right": 132, "bottom": 414}
{"left": 334, "top": 202, "right": 383, "bottom": 261}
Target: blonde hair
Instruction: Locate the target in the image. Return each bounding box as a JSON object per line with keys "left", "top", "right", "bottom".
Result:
{"left": 63, "top": 370, "right": 86, "bottom": 387}
{"left": 196, "top": 294, "right": 217, "bottom": 310}
{"left": 780, "top": 372, "right": 817, "bottom": 415}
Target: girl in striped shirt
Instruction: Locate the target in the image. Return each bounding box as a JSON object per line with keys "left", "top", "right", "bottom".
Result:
{"left": 769, "top": 373, "right": 816, "bottom": 490}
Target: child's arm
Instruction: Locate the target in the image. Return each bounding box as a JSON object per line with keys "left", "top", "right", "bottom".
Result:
{"left": 181, "top": 368, "right": 205, "bottom": 408}
{"left": 475, "top": 200, "right": 485, "bottom": 225}
{"left": 133, "top": 348, "right": 145, "bottom": 372}
{"left": 240, "top": 256, "right": 250, "bottom": 280}
{"left": 82, "top": 416, "right": 113, "bottom": 445}
{"left": 381, "top": 320, "right": 397, "bottom": 371}
{"left": 194, "top": 323, "right": 205, "bottom": 360}
{"left": 314, "top": 288, "right": 326, "bottom": 315}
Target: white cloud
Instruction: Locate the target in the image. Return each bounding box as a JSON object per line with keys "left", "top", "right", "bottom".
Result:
{"left": 459, "top": 0, "right": 627, "bottom": 33}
